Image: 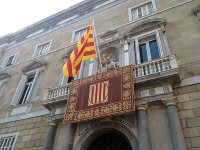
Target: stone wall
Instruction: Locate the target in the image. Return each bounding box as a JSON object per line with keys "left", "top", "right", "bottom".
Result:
{"left": 0, "top": 115, "right": 49, "bottom": 150}
{"left": 174, "top": 83, "right": 200, "bottom": 149}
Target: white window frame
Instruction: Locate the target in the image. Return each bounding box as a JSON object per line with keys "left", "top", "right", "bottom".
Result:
{"left": 0, "top": 79, "right": 7, "bottom": 98}
{"left": 10, "top": 69, "right": 43, "bottom": 106}
{"left": 71, "top": 25, "right": 89, "bottom": 43}
{"left": 128, "top": 0, "right": 157, "bottom": 22}
{"left": 1, "top": 52, "right": 21, "bottom": 69}
{"left": 134, "top": 30, "right": 166, "bottom": 64}
{"left": 32, "top": 39, "right": 53, "bottom": 57}
{"left": 0, "top": 132, "right": 19, "bottom": 150}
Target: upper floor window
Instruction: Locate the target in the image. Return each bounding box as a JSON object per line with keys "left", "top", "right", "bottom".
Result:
{"left": 132, "top": 3, "right": 153, "bottom": 20}
{"left": 10, "top": 61, "right": 46, "bottom": 106}
{"left": 0, "top": 132, "right": 19, "bottom": 150}
{"left": 32, "top": 39, "right": 53, "bottom": 57}
{"left": 1, "top": 52, "right": 20, "bottom": 69}
{"left": 18, "top": 76, "right": 34, "bottom": 104}
{"left": 128, "top": 0, "right": 157, "bottom": 22}
{"left": 71, "top": 26, "right": 89, "bottom": 43}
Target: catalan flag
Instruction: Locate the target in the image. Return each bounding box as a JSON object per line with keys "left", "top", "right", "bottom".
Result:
{"left": 63, "top": 23, "right": 97, "bottom": 77}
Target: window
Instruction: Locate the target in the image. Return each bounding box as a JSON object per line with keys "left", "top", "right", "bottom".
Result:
{"left": 71, "top": 26, "right": 89, "bottom": 43}
{"left": 18, "top": 76, "right": 34, "bottom": 104}
{"left": 10, "top": 61, "right": 46, "bottom": 106}
{"left": 132, "top": 3, "right": 153, "bottom": 20}
{"left": 0, "top": 132, "right": 19, "bottom": 150}
{"left": 1, "top": 52, "right": 20, "bottom": 68}
{"left": 128, "top": 0, "right": 157, "bottom": 22}
{"left": 32, "top": 39, "right": 53, "bottom": 57}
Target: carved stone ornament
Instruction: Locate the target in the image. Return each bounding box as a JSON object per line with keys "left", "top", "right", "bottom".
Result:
{"left": 100, "top": 29, "right": 118, "bottom": 43}
{"left": 62, "top": 48, "right": 74, "bottom": 60}
{"left": 161, "top": 96, "right": 177, "bottom": 107}
{"left": 124, "top": 18, "right": 166, "bottom": 37}
{"left": 136, "top": 101, "right": 148, "bottom": 111}
{"left": 191, "top": 4, "right": 200, "bottom": 15}
{"left": 46, "top": 118, "right": 60, "bottom": 126}
{"left": 99, "top": 47, "right": 119, "bottom": 73}
{"left": 21, "top": 61, "right": 47, "bottom": 73}
{"left": 0, "top": 72, "right": 11, "bottom": 80}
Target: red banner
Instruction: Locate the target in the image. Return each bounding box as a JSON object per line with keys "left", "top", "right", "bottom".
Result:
{"left": 63, "top": 65, "right": 135, "bottom": 123}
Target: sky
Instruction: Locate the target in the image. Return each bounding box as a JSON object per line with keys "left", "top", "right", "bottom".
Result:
{"left": 0, "top": 0, "right": 83, "bottom": 37}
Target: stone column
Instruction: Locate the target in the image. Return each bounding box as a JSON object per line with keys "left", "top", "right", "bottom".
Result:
{"left": 162, "top": 97, "right": 187, "bottom": 150}
{"left": 136, "top": 102, "right": 152, "bottom": 150}
{"left": 42, "top": 119, "right": 59, "bottom": 150}
{"left": 62, "top": 123, "right": 76, "bottom": 150}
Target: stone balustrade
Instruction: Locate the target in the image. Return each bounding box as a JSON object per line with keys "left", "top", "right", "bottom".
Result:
{"left": 42, "top": 55, "right": 180, "bottom": 109}
{"left": 133, "top": 55, "right": 178, "bottom": 78}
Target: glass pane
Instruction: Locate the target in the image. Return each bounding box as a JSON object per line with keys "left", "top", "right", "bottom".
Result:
{"left": 88, "top": 62, "right": 94, "bottom": 76}
{"left": 19, "top": 85, "right": 29, "bottom": 104}
{"left": 5, "top": 138, "right": 11, "bottom": 147}
{"left": 10, "top": 138, "right": 15, "bottom": 146}
{"left": 124, "top": 51, "right": 129, "bottom": 66}
{"left": 147, "top": 3, "right": 153, "bottom": 13}
{"left": 137, "top": 8, "right": 142, "bottom": 18}
{"left": 131, "top": 9, "right": 137, "bottom": 20}
{"left": 139, "top": 43, "right": 148, "bottom": 63}
{"left": 6, "top": 55, "right": 14, "bottom": 67}
{"left": 142, "top": 5, "right": 147, "bottom": 15}
{"left": 149, "top": 40, "right": 160, "bottom": 60}
{"left": 67, "top": 77, "right": 74, "bottom": 83}
{"left": 3, "top": 139, "right": 7, "bottom": 147}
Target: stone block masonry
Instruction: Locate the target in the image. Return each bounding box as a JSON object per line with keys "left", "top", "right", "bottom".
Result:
{"left": 0, "top": 115, "right": 49, "bottom": 150}
{"left": 174, "top": 83, "right": 200, "bottom": 149}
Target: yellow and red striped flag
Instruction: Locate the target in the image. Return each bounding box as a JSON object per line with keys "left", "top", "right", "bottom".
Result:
{"left": 63, "top": 23, "right": 97, "bottom": 77}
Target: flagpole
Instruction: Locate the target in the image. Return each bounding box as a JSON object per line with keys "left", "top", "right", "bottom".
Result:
{"left": 93, "top": 19, "right": 103, "bottom": 72}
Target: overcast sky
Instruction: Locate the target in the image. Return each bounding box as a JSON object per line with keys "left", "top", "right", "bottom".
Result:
{"left": 0, "top": 0, "right": 83, "bottom": 37}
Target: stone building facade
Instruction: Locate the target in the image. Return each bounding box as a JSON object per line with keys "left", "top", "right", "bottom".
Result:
{"left": 0, "top": 0, "right": 200, "bottom": 150}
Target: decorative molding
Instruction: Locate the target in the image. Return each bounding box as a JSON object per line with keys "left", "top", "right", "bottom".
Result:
{"left": 0, "top": 72, "right": 11, "bottom": 80}
{"left": 136, "top": 101, "right": 148, "bottom": 111}
{"left": 46, "top": 118, "right": 60, "bottom": 126}
{"left": 0, "top": 109, "right": 50, "bottom": 124}
{"left": 191, "top": 4, "right": 200, "bottom": 15}
{"left": 21, "top": 60, "right": 47, "bottom": 73}
{"left": 161, "top": 96, "right": 177, "bottom": 107}
{"left": 124, "top": 18, "right": 166, "bottom": 37}
{"left": 100, "top": 29, "right": 118, "bottom": 43}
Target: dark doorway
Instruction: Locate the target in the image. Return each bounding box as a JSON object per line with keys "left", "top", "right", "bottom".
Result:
{"left": 85, "top": 131, "right": 132, "bottom": 150}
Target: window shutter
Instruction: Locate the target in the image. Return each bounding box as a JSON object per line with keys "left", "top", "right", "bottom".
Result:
{"left": 10, "top": 74, "right": 28, "bottom": 106}
{"left": 28, "top": 70, "right": 43, "bottom": 102}
{"left": 1, "top": 56, "right": 9, "bottom": 68}
{"left": 156, "top": 30, "right": 164, "bottom": 57}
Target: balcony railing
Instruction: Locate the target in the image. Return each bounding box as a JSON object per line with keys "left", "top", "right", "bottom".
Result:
{"left": 42, "top": 84, "right": 70, "bottom": 109}
{"left": 133, "top": 55, "right": 178, "bottom": 77}
{"left": 42, "top": 55, "right": 179, "bottom": 109}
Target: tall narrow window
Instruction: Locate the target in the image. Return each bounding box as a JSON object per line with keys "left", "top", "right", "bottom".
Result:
{"left": 1, "top": 52, "right": 20, "bottom": 68}
{"left": 19, "top": 77, "right": 34, "bottom": 104}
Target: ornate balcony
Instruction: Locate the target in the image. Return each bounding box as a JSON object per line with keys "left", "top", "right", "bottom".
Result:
{"left": 42, "top": 55, "right": 180, "bottom": 110}
{"left": 42, "top": 84, "right": 70, "bottom": 110}
{"left": 133, "top": 55, "right": 180, "bottom": 87}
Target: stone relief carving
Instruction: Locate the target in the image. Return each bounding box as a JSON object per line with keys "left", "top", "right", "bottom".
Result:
{"left": 98, "top": 47, "right": 119, "bottom": 73}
